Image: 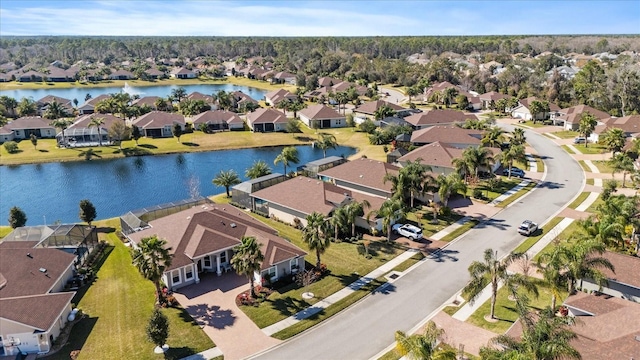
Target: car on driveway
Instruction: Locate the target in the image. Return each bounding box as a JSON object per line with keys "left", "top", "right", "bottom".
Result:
{"left": 518, "top": 220, "right": 538, "bottom": 236}
{"left": 574, "top": 136, "right": 587, "bottom": 144}
{"left": 502, "top": 167, "right": 525, "bottom": 178}
{"left": 392, "top": 224, "right": 423, "bottom": 240}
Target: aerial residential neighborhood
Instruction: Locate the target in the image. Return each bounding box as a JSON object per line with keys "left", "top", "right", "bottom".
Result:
{"left": 1, "top": 1, "right": 640, "bottom": 360}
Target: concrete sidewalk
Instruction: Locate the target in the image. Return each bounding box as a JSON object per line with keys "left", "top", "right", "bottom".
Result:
{"left": 179, "top": 347, "right": 223, "bottom": 360}
{"left": 431, "top": 216, "right": 471, "bottom": 241}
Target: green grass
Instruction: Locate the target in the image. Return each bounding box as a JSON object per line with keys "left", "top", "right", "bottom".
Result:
{"left": 561, "top": 145, "right": 575, "bottom": 154}
{"left": 578, "top": 160, "right": 592, "bottom": 172}
{"left": 391, "top": 252, "right": 424, "bottom": 272}
{"left": 585, "top": 194, "right": 604, "bottom": 213}
{"left": 378, "top": 348, "right": 402, "bottom": 360}
{"left": 239, "top": 214, "right": 403, "bottom": 328}
{"left": 518, "top": 120, "right": 546, "bottom": 128}
{"left": 567, "top": 192, "right": 590, "bottom": 210}
{"left": 442, "top": 302, "right": 464, "bottom": 316}
{"left": 533, "top": 220, "right": 583, "bottom": 262}
{"left": 592, "top": 160, "right": 614, "bottom": 173}
{"left": 466, "top": 178, "right": 521, "bottom": 203}
{"left": 552, "top": 130, "right": 579, "bottom": 139}
{"left": 0, "top": 226, "right": 12, "bottom": 239}
{"left": 496, "top": 181, "right": 536, "bottom": 208}
{"left": 572, "top": 143, "right": 608, "bottom": 155}
{"left": 512, "top": 217, "right": 564, "bottom": 254}
{"left": 405, "top": 209, "right": 464, "bottom": 239}
{"left": 271, "top": 278, "right": 387, "bottom": 340}
{"left": 47, "top": 220, "right": 213, "bottom": 360}
{"left": 467, "top": 279, "right": 569, "bottom": 334}
{"left": 440, "top": 220, "right": 479, "bottom": 242}
{"left": 586, "top": 178, "right": 595, "bottom": 185}
{"left": 532, "top": 154, "right": 545, "bottom": 172}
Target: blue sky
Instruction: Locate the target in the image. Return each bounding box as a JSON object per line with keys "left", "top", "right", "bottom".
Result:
{"left": 1, "top": 1, "right": 638, "bottom": 36}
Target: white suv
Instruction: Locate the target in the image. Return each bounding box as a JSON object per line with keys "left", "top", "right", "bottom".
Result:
{"left": 518, "top": 220, "right": 538, "bottom": 236}
{"left": 392, "top": 224, "right": 423, "bottom": 240}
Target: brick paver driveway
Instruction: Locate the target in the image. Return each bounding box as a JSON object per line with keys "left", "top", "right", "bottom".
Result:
{"left": 172, "top": 272, "right": 281, "bottom": 360}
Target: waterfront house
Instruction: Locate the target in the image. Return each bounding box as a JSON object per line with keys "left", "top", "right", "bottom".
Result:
{"left": 59, "top": 113, "right": 125, "bottom": 146}
{"left": 191, "top": 110, "right": 244, "bottom": 132}
{"left": 126, "top": 204, "right": 307, "bottom": 289}
{"left": 170, "top": 67, "right": 197, "bottom": 79}
{"left": 0, "top": 116, "right": 56, "bottom": 142}
{"left": 264, "top": 89, "right": 297, "bottom": 107}
{"left": 108, "top": 69, "right": 134, "bottom": 80}
{"left": 36, "top": 95, "right": 74, "bottom": 117}
{"left": 246, "top": 108, "right": 288, "bottom": 132}
{"left": 78, "top": 94, "right": 111, "bottom": 115}
{"left": 298, "top": 104, "right": 346, "bottom": 129}
{"left": 232, "top": 173, "right": 287, "bottom": 209}
{"left": 132, "top": 111, "right": 185, "bottom": 138}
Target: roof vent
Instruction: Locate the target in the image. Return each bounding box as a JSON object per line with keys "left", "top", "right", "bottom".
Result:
{"left": 26, "top": 253, "right": 33, "bottom": 258}
{"left": 360, "top": 175, "right": 364, "bottom": 178}
{"left": 186, "top": 216, "right": 191, "bottom": 220}
{"left": 221, "top": 221, "right": 225, "bottom": 226}
{"left": 39, "top": 268, "right": 47, "bottom": 273}
{"left": 230, "top": 223, "right": 237, "bottom": 228}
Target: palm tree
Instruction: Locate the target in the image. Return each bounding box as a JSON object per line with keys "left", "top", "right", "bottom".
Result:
{"left": 231, "top": 236, "right": 264, "bottom": 298}
{"left": 600, "top": 127, "right": 626, "bottom": 154}
{"left": 302, "top": 212, "right": 330, "bottom": 269}
{"left": 374, "top": 105, "right": 396, "bottom": 120}
{"left": 405, "top": 86, "right": 419, "bottom": 104}
{"left": 274, "top": 146, "right": 299, "bottom": 176}
{"left": 43, "top": 100, "right": 70, "bottom": 120}
{"left": 482, "top": 126, "right": 506, "bottom": 148}
{"left": 461, "top": 146, "right": 495, "bottom": 179}
{"left": 499, "top": 144, "right": 527, "bottom": 179}
{"left": 344, "top": 200, "right": 371, "bottom": 237}
{"left": 442, "top": 87, "right": 458, "bottom": 108}
{"left": 563, "top": 239, "right": 614, "bottom": 294}
{"left": 528, "top": 100, "right": 548, "bottom": 123}
{"left": 330, "top": 206, "right": 348, "bottom": 242}
{"left": 578, "top": 112, "right": 597, "bottom": 147}
{"left": 51, "top": 118, "right": 73, "bottom": 146}
{"left": 609, "top": 152, "right": 634, "bottom": 187}
{"left": 395, "top": 321, "right": 457, "bottom": 360}
{"left": 368, "top": 197, "right": 405, "bottom": 242}
{"left": 88, "top": 117, "right": 105, "bottom": 146}
{"left": 315, "top": 134, "right": 338, "bottom": 158}
{"left": 511, "top": 127, "right": 526, "bottom": 146}
{"left": 245, "top": 160, "right": 272, "bottom": 179}
{"left": 212, "top": 169, "right": 241, "bottom": 197}
{"left": 171, "top": 87, "right": 187, "bottom": 103}
{"left": 537, "top": 246, "right": 568, "bottom": 310}
{"left": 435, "top": 173, "right": 467, "bottom": 208}
{"left": 462, "top": 249, "right": 532, "bottom": 320}
{"left": 131, "top": 235, "right": 173, "bottom": 303}
{"left": 401, "top": 159, "right": 434, "bottom": 208}
{"left": 383, "top": 171, "right": 409, "bottom": 201}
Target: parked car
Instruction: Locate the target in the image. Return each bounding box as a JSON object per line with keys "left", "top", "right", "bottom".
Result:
{"left": 518, "top": 220, "right": 538, "bottom": 236}
{"left": 392, "top": 224, "right": 423, "bottom": 240}
{"left": 502, "top": 167, "right": 525, "bottom": 178}
{"left": 574, "top": 137, "right": 587, "bottom": 144}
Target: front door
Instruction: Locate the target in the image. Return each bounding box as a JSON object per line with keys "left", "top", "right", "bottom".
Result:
{"left": 322, "top": 119, "right": 331, "bottom": 128}
{"left": 197, "top": 259, "right": 203, "bottom": 273}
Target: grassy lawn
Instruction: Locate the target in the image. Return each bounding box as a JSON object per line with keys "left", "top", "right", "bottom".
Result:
{"left": 496, "top": 181, "right": 536, "bottom": 208}
{"left": 572, "top": 143, "right": 608, "bottom": 155}
{"left": 531, "top": 154, "right": 545, "bottom": 172}
{"left": 561, "top": 145, "right": 575, "bottom": 154}
{"left": 533, "top": 220, "right": 583, "bottom": 262}
{"left": 513, "top": 217, "right": 564, "bottom": 254}
{"left": 391, "top": 252, "right": 424, "bottom": 272}
{"left": 239, "top": 214, "right": 403, "bottom": 329}
{"left": 552, "top": 130, "right": 579, "bottom": 139}
{"left": 567, "top": 192, "right": 590, "bottom": 210}
{"left": 585, "top": 194, "right": 604, "bottom": 213}
{"left": 440, "top": 220, "right": 479, "bottom": 242}
{"left": 592, "top": 160, "right": 614, "bottom": 174}
{"left": 517, "top": 120, "right": 546, "bottom": 128}
{"left": 271, "top": 278, "right": 387, "bottom": 340}
{"left": 0, "top": 226, "right": 12, "bottom": 239}
{"left": 0, "top": 126, "right": 384, "bottom": 165}
{"left": 466, "top": 178, "right": 521, "bottom": 203}
{"left": 467, "top": 279, "right": 568, "bottom": 334}
{"left": 578, "top": 160, "right": 592, "bottom": 172}
{"left": 47, "top": 219, "right": 213, "bottom": 360}
{"left": 586, "top": 178, "right": 595, "bottom": 185}
{"left": 405, "top": 209, "right": 464, "bottom": 239}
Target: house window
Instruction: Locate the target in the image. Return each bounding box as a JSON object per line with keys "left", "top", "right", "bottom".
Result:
{"left": 185, "top": 267, "right": 194, "bottom": 280}
{"left": 267, "top": 266, "right": 277, "bottom": 280}
{"left": 220, "top": 251, "right": 227, "bottom": 264}
{"left": 172, "top": 270, "right": 181, "bottom": 285}
{"left": 204, "top": 256, "right": 211, "bottom": 267}
{"left": 290, "top": 258, "right": 299, "bottom": 271}
{"left": 336, "top": 119, "right": 341, "bottom": 125}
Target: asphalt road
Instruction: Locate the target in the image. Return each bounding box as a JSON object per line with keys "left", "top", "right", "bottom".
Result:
{"left": 252, "top": 126, "right": 584, "bottom": 360}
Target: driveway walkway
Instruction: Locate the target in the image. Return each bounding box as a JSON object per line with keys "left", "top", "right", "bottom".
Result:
{"left": 172, "top": 273, "right": 281, "bottom": 360}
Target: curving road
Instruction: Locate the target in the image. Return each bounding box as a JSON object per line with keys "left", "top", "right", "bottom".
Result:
{"left": 252, "top": 126, "right": 583, "bottom": 360}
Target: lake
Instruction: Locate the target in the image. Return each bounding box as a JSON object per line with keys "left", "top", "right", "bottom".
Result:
{"left": 0, "top": 83, "right": 268, "bottom": 103}
{"left": 0, "top": 145, "right": 356, "bottom": 225}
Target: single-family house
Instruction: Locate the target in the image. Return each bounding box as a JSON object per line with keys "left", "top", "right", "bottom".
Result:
{"left": 132, "top": 96, "right": 162, "bottom": 110}
{"left": 578, "top": 251, "right": 640, "bottom": 303}
{"left": 298, "top": 104, "right": 346, "bottom": 129}
{"left": 298, "top": 156, "right": 347, "bottom": 178}
{"left": 0, "top": 245, "right": 77, "bottom": 356}
{"left": 591, "top": 115, "right": 640, "bottom": 143}
{"left": 191, "top": 110, "right": 244, "bottom": 132}
{"left": 16, "top": 70, "right": 45, "bottom": 82}
{"left": 170, "top": 67, "right": 197, "bottom": 79}
{"left": 58, "top": 113, "right": 125, "bottom": 146}
{"left": 397, "top": 141, "right": 501, "bottom": 175}
{"left": 271, "top": 71, "right": 296, "bottom": 85}
{"left": 410, "top": 126, "right": 484, "bottom": 148}
{"left": 425, "top": 82, "right": 482, "bottom": 110}
{"left": 108, "top": 69, "right": 134, "bottom": 80}
{"left": 0, "top": 116, "right": 56, "bottom": 141}
{"left": 318, "top": 76, "right": 341, "bottom": 87}
{"left": 232, "top": 91, "right": 258, "bottom": 108}
{"left": 126, "top": 204, "right": 307, "bottom": 289}
{"left": 232, "top": 173, "right": 287, "bottom": 209}
{"left": 352, "top": 100, "right": 409, "bottom": 122}
{"left": 132, "top": 111, "right": 185, "bottom": 138}
{"left": 479, "top": 60, "right": 504, "bottom": 74}
{"left": 478, "top": 91, "right": 513, "bottom": 110}
{"left": 77, "top": 94, "right": 111, "bottom": 115}
{"left": 252, "top": 176, "right": 386, "bottom": 230}
{"left": 45, "top": 66, "right": 73, "bottom": 82}
{"left": 36, "top": 95, "right": 74, "bottom": 116}
{"left": 551, "top": 105, "right": 610, "bottom": 130}
{"left": 264, "top": 89, "right": 297, "bottom": 107}
{"left": 145, "top": 68, "right": 166, "bottom": 79}
{"left": 246, "top": 108, "right": 288, "bottom": 132}
{"left": 403, "top": 109, "right": 476, "bottom": 129}
{"left": 511, "top": 97, "right": 561, "bottom": 121}
{"left": 318, "top": 157, "right": 399, "bottom": 199}
{"left": 186, "top": 92, "right": 215, "bottom": 106}
{"left": 545, "top": 65, "right": 581, "bottom": 80}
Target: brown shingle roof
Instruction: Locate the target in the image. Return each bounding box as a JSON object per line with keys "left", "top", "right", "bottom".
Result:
{"left": 398, "top": 141, "right": 464, "bottom": 168}
{"left": 132, "top": 96, "right": 162, "bottom": 107}
{"left": 232, "top": 91, "right": 258, "bottom": 104}
{"left": 70, "top": 113, "right": 124, "bottom": 131}
{"left": 353, "top": 100, "right": 406, "bottom": 115}
{"left": 410, "top": 126, "right": 483, "bottom": 146}
{"left": 478, "top": 91, "right": 512, "bottom": 102}
{"left": 518, "top": 96, "right": 561, "bottom": 111}
{"left": 132, "top": 111, "right": 185, "bottom": 129}
{"left": 403, "top": 109, "right": 475, "bottom": 127}
{"left": 4, "top": 116, "right": 54, "bottom": 130}
{"left": 246, "top": 108, "right": 288, "bottom": 125}
{"left": 0, "top": 292, "right": 74, "bottom": 331}
{"left": 0, "top": 247, "right": 75, "bottom": 298}
{"left": 37, "top": 95, "right": 72, "bottom": 107}
{"left": 319, "top": 157, "right": 399, "bottom": 195}
{"left": 191, "top": 110, "right": 243, "bottom": 125}
{"left": 557, "top": 105, "right": 610, "bottom": 125}
{"left": 299, "top": 104, "right": 344, "bottom": 120}
{"left": 187, "top": 92, "right": 213, "bottom": 103}
{"left": 600, "top": 115, "right": 640, "bottom": 135}
{"left": 598, "top": 251, "right": 640, "bottom": 288}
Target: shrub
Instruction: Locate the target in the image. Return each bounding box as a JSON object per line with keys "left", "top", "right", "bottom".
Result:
{"left": 472, "top": 188, "right": 483, "bottom": 199}
{"left": 3, "top": 141, "right": 19, "bottom": 153}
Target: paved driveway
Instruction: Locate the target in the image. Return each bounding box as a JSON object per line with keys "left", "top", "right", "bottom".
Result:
{"left": 172, "top": 272, "right": 281, "bottom": 360}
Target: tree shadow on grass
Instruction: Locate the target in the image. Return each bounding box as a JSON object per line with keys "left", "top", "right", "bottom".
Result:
{"left": 139, "top": 144, "right": 158, "bottom": 149}
{"left": 182, "top": 142, "right": 200, "bottom": 147}
{"left": 41, "top": 316, "right": 98, "bottom": 360}
{"left": 123, "top": 147, "right": 153, "bottom": 156}
{"left": 264, "top": 296, "right": 311, "bottom": 318}
{"left": 163, "top": 346, "right": 198, "bottom": 360}
{"left": 294, "top": 135, "right": 315, "bottom": 142}
{"left": 39, "top": 149, "right": 49, "bottom": 152}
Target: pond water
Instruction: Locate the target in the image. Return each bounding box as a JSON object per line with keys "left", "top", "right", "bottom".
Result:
{"left": 0, "top": 83, "right": 268, "bottom": 103}
{"left": 0, "top": 145, "right": 356, "bottom": 225}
